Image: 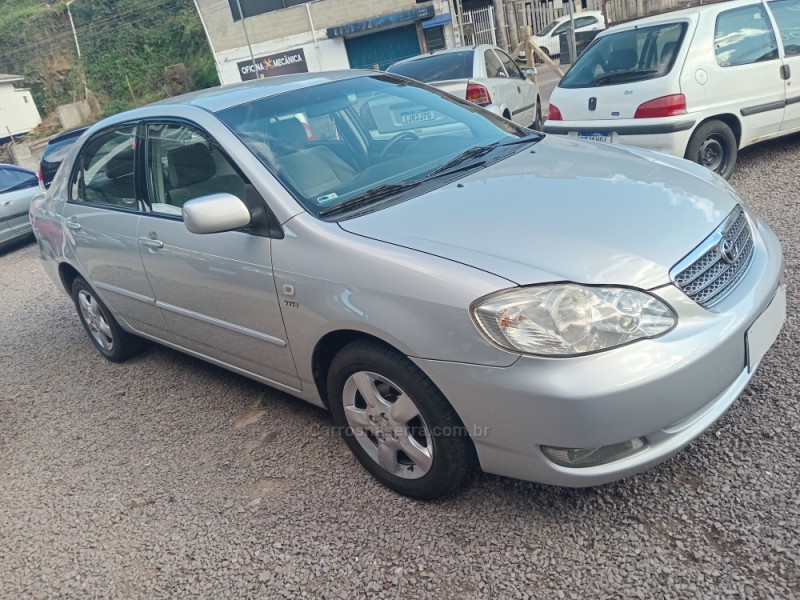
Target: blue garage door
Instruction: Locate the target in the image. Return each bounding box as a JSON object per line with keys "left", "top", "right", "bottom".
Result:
{"left": 345, "top": 25, "right": 421, "bottom": 70}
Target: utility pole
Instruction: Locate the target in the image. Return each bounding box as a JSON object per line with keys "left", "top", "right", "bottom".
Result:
{"left": 492, "top": 0, "right": 508, "bottom": 50}
{"left": 66, "top": 0, "right": 81, "bottom": 58}
{"left": 65, "top": 0, "right": 88, "bottom": 99}
{"left": 234, "top": 0, "right": 258, "bottom": 76}
{"left": 566, "top": 0, "right": 577, "bottom": 65}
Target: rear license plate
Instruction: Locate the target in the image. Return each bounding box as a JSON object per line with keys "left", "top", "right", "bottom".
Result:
{"left": 578, "top": 131, "right": 611, "bottom": 143}
{"left": 746, "top": 284, "right": 786, "bottom": 371}
{"left": 400, "top": 109, "right": 434, "bottom": 124}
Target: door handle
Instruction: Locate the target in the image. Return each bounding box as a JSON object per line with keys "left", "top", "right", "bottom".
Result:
{"left": 139, "top": 236, "right": 164, "bottom": 249}
{"left": 66, "top": 220, "right": 81, "bottom": 230}
{"left": 2, "top": 200, "right": 11, "bottom": 206}
{"left": 781, "top": 64, "right": 791, "bottom": 80}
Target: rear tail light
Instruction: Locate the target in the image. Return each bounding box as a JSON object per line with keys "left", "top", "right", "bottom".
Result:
{"left": 38, "top": 166, "right": 44, "bottom": 185}
{"left": 634, "top": 94, "right": 686, "bottom": 119}
{"left": 548, "top": 103, "right": 563, "bottom": 121}
{"left": 466, "top": 82, "right": 492, "bottom": 107}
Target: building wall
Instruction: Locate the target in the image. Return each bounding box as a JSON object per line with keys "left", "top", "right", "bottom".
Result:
{"left": 196, "top": 0, "right": 455, "bottom": 85}
{"left": 0, "top": 83, "right": 42, "bottom": 138}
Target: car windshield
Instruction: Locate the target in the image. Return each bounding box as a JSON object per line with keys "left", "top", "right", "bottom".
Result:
{"left": 386, "top": 52, "right": 474, "bottom": 82}
{"left": 559, "top": 22, "right": 687, "bottom": 88}
{"left": 536, "top": 20, "right": 559, "bottom": 37}
{"left": 216, "top": 74, "right": 531, "bottom": 218}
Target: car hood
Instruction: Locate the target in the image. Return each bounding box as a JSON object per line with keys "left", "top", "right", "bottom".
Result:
{"left": 338, "top": 135, "right": 739, "bottom": 289}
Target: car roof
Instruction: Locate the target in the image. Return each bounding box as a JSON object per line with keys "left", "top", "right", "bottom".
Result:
{"left": 550, "top": 10, "right": 603, "bottom": 24}
{"left": 390, "top": 44, "right": 502, "bottom": 68}
{"left": 0, "top": 163, "right": 35, "bottom": 175}
{"left": 602, "top": 0, "right": 757, "bottom": 31}
{"left": 47, "top": 126, "right": 89, "bottom": 145}
{"left": 146, "top": 70, "right": 374, "bottom": 113}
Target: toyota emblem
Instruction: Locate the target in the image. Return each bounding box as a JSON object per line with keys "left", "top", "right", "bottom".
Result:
{"left": 719, "top": 238, "right": 738, "bottom": 264}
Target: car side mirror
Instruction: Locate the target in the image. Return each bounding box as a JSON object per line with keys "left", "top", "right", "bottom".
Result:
{"left": 523, "top": 67, "right": 537, "bottom": 78}
{"left": 182, "top": 193, "right": 251, "bottom": 235}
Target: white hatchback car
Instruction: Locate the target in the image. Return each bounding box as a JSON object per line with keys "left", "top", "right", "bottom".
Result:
{"left": 519, "top": 10, "right": 606, "bottom": 60}
{"left": 545, "top": 0, "right": 800, "bottom": 178}
{"left": 387, "top": 45, "right": 542, "bottom": 129}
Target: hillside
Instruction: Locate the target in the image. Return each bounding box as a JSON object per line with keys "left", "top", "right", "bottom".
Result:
{"left": 0, "top": 0, "right": 218, "bottom": 124}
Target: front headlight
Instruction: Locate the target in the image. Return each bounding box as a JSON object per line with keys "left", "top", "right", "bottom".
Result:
{"left": 471, "top": 284, "right": 676, "bottom": 356}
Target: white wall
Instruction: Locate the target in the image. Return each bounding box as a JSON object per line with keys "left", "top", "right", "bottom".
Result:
{"left": 0, "top": 83, "right": 42, "bottom": 138}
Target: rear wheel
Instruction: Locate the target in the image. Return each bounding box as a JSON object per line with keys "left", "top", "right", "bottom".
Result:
{"left": 327, "top": 340, "right": 476, "bottom": 500}
{"left": 685, "top": 120, "right": 737, "bottom": 179}
{"left": 71, "top": 277, "right": 145, "bottom": 362}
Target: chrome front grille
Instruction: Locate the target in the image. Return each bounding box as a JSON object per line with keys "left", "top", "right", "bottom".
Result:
{"left": 672, "top": 205, "right": 755, "bottom": 308}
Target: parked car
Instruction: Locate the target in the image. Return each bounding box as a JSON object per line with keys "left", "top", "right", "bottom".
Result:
{"left": 31, "top": 71, "right": 785, "bottom": 500}
{"left": 545, "top": 0, "right": 800, "bottom": 179}
{"left": 387, "top": 45, "right": 542, "bottom": 129}
{"left": 1, "top": 163, "right": 40, "bottom": 247}
{"left": 40, "top": 126, "right": 89, "bottom": 189}
{"left": 518, "top": 10, "right": 606, "bottom": 61}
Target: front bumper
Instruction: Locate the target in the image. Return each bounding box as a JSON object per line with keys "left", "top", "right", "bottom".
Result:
{"left": 413, "top": 218, "right": 785, "bottom": 487}
{"left": 543, "top": 117, "right": 696, "bottom": 157}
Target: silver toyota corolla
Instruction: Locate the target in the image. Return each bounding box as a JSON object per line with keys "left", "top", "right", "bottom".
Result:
{"left": 30, "top": 71, "right": 786, "bottom": 500}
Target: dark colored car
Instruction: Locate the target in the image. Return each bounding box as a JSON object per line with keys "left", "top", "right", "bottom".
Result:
{"left": 39, "top": 127, "right": 88, "bottom": 189}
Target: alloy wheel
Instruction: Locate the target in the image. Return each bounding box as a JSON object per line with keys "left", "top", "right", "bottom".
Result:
{"left": 341, "top": 371, "right": 433, "bottom": 479}
{"left": 77, "top": 289, "right": 114, "bottom": 351}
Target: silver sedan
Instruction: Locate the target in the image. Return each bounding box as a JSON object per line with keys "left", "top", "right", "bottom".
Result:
{"left": 30, "top": 71, "right": 785, "bottom": 499}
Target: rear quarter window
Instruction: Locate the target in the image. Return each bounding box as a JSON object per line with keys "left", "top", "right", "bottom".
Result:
{"left": 559, "top": 22, "right": 687, "bottom": 88}
{"left": 387, "top": 52, "right": 474, "bottom": 82}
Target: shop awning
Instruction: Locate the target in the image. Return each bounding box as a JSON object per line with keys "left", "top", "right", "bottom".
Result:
{"left": 422, "top": 13, "right": 452, "bottom": 29}
{"left": 327, "top": 5, "right": 435, "bottom": 37}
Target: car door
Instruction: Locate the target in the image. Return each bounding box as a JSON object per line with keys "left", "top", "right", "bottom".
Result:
{"left": 495, "top": 49, "right": 538, "bottom": 125}
{"left": 136, "top": 121, "right": 301, "bottom": 389}
{"left": 766, "top": 0, "right": 800, "bottom": 131}
{"left": 713, "top": 3, "right": 786, "bottom": 142}
{"left": 61, "top": 124, "right": 166, "bottom": 334}
{"left": 483, "top": 49, "right": 515, "bottom": 115}
{"left": 0, "top": 166, "right": 38, "bottom": 240}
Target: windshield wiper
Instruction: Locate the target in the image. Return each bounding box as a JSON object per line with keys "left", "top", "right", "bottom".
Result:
{"left": 319, "top": 181, "right": 425, "bottom": 217}
{"left": 429, "top": 133, "right": 541, "bottom": 177}
{"left": 594, "top": 69, "right": 660, "bottom": 85}
{"left": 320, "top": 134, "right": 542, "bottom": 218}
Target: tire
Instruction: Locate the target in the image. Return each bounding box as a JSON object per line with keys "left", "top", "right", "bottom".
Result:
{"left": 532, "top": 99, "right": 543, "bottom": 131}
{"left": 71, "top": 277, "right": 145, "bottom": 362}
{"left": 327, "top": 340, "right": 476, "bottom": 500}
{"left": 684, "top": 120, "right": 738, "bottom": 179}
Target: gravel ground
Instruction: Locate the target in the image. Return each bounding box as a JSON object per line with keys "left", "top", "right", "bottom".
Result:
{"left": 1, "top": 137, "right": 799, "bottom": 599}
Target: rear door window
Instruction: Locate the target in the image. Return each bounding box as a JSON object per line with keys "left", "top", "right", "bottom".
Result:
{"left": 386, "top": 52, "right": 474, "bottom": 82}
{"left": 768, "top": 0, "right": 800, "bottom": 57}
{"left": 714, "top": 5, "right": 779, "bottom": 66}
{"left": 559, "top": 22, "right": 687, "bottom": 88}
{"left": 496, "top": 50, "right": 525, "bottom": 79}
{"left": 484, "top": 50, "right": 505, "bottom": 78}
{"left": 70, "top": 126, "right": 138, "bottom": 210}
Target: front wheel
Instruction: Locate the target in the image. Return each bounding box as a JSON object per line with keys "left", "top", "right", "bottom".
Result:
{"left": 71, "top": 277, "right": 145, "bottom": 362}
{"left": 685, "top": 120, "right": 737, "bottom": 179}
{"left": 327, "top": 340, "right": 476, "bottom": 500}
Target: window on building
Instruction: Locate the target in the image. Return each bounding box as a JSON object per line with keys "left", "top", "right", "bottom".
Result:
{"left": 228, "top": 0, "right": 314, "bottom": 21}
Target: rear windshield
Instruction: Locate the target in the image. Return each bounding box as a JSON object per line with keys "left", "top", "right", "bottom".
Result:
{"left": 559, "top": 22, "right": 687, "bottom": 88}
{"left": 387, "top": 51, "right": 474, "bottom": 82}
{"left": 43, "top": 132, "right": 84, "bottom": 165}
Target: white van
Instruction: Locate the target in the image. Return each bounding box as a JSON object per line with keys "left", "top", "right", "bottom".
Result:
{"left": 544, "top": 0, "right": 800, "bottom": 178}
